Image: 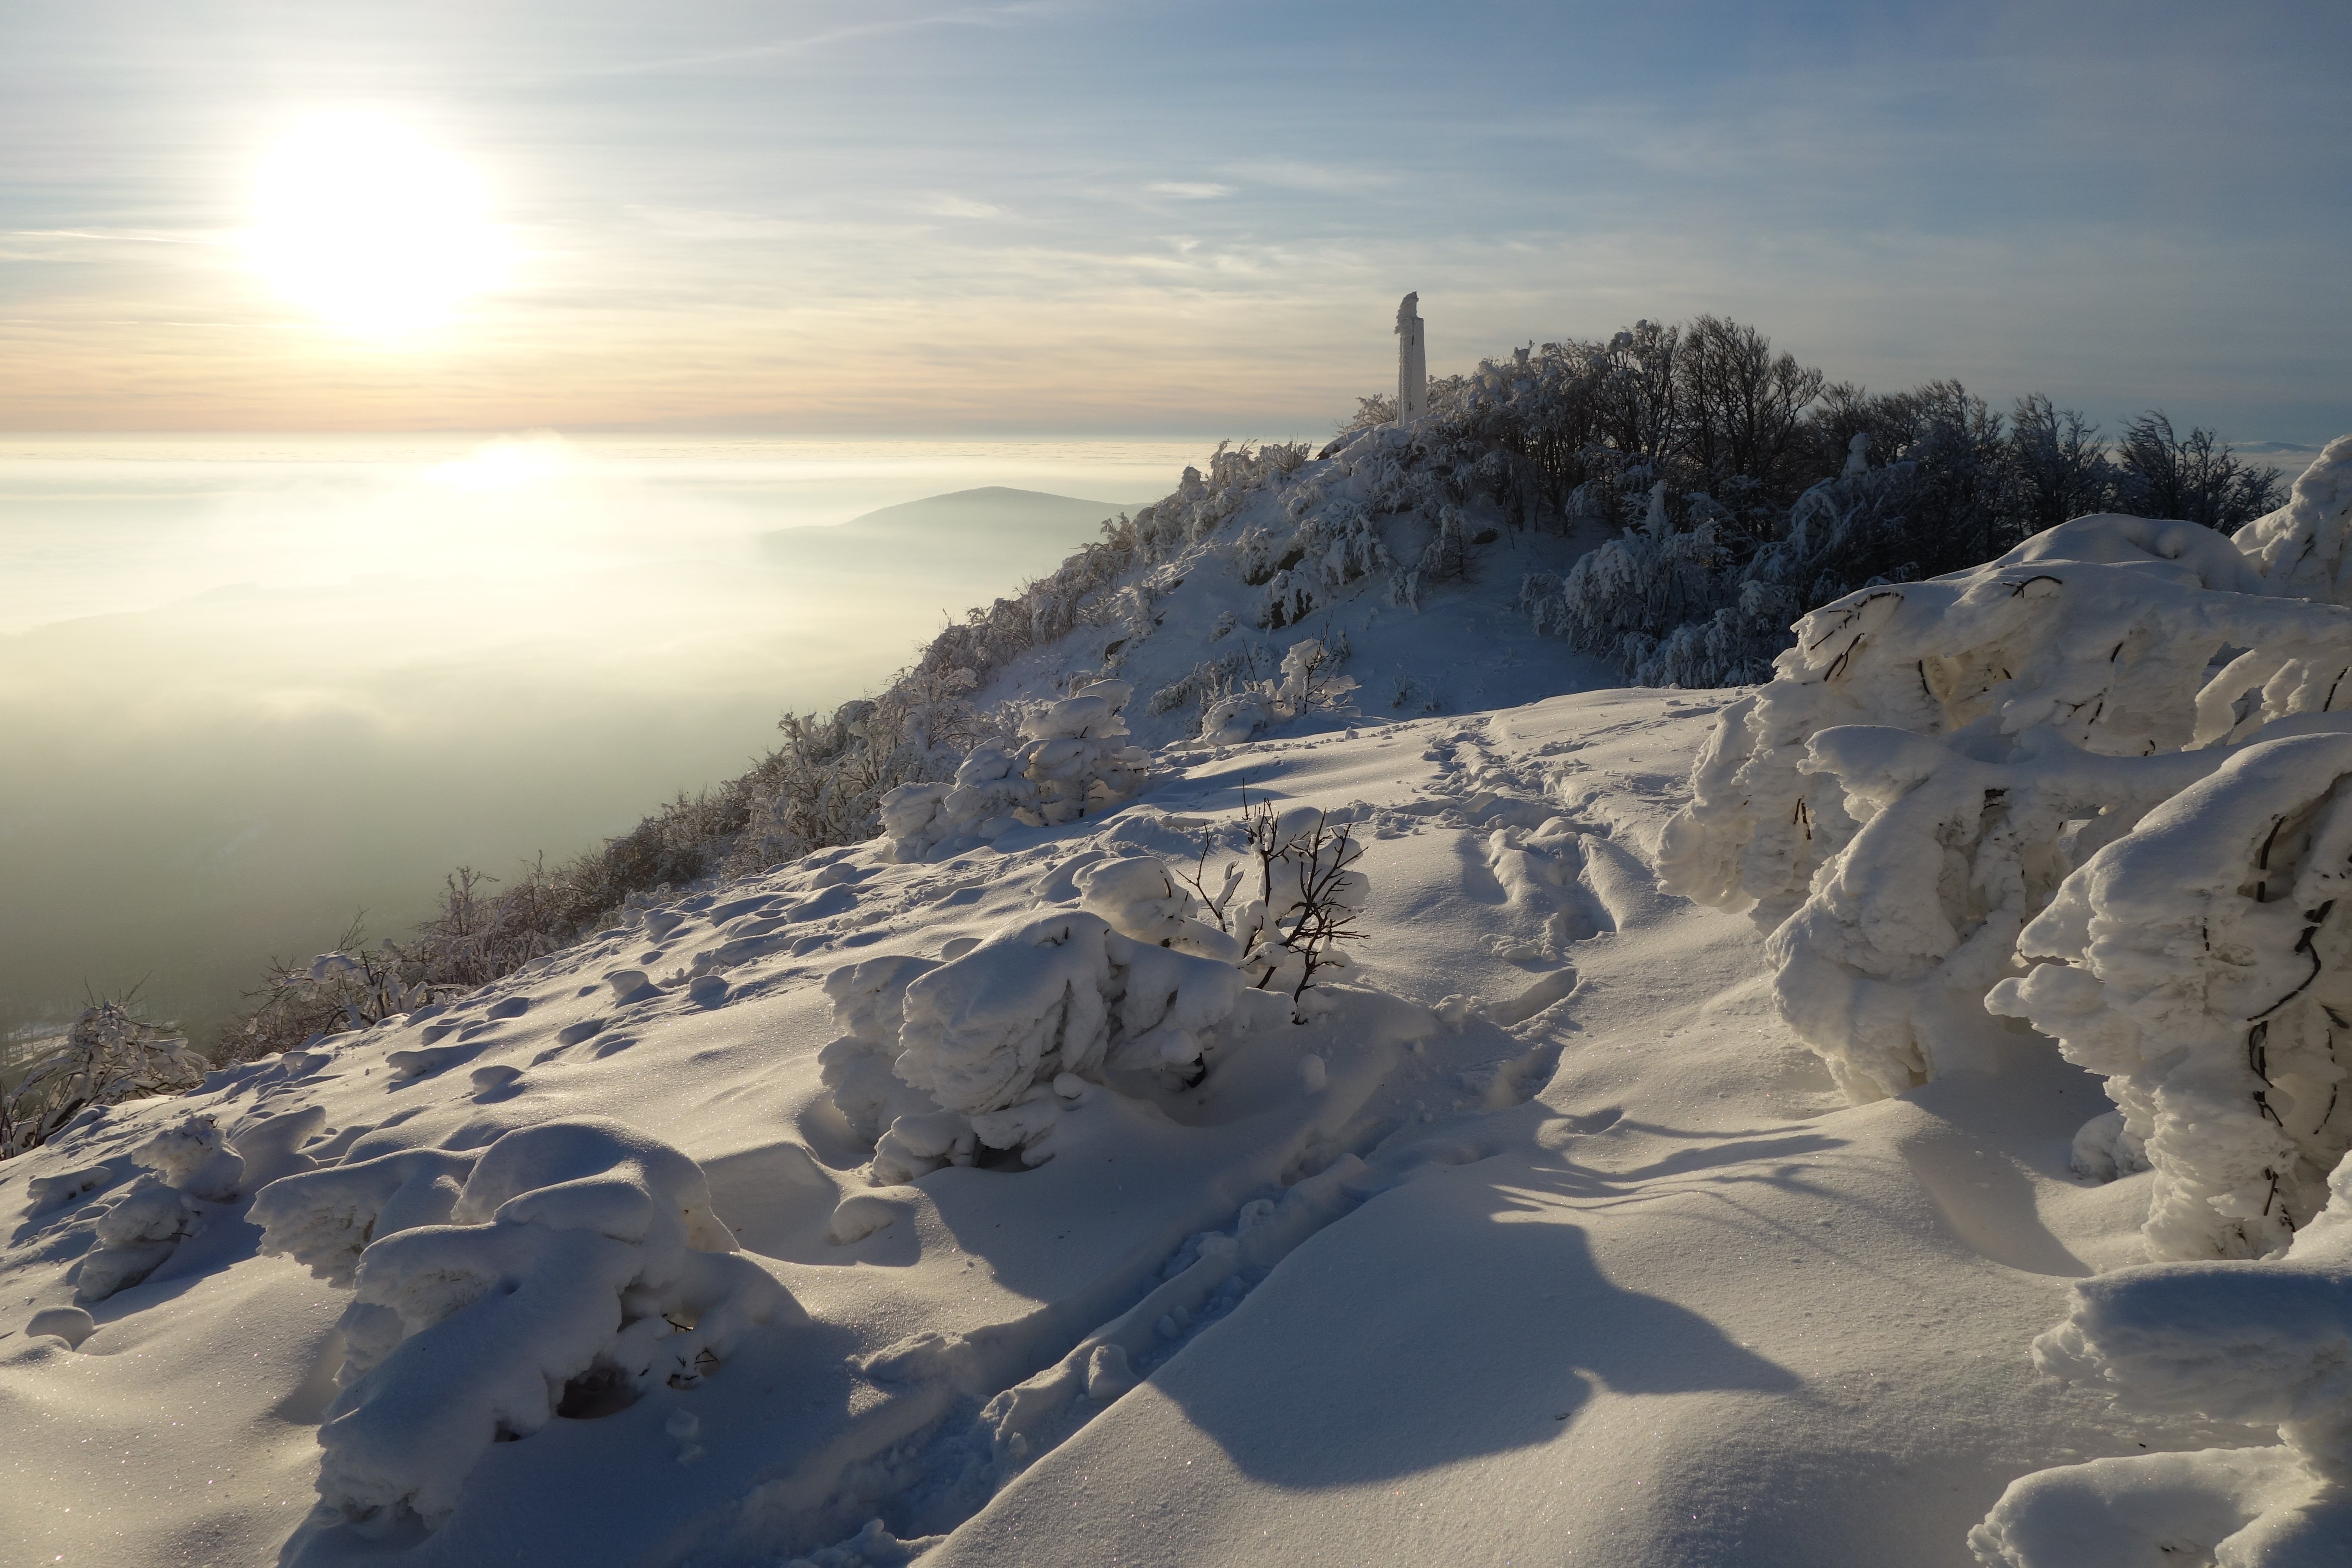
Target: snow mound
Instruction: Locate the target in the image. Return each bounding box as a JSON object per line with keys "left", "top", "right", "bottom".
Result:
{"left": 1990, "top": 733, "right": 2352, "bottom": 1259}
{"left": 265, "top": 1117, "right": 794, "bottom": 1528}
{"left": 1973, "top": 1150, "right": 2352, "bottom": 1567}
{"left": 73, "top": 1106, "right": 322, "bottom": 1302}
{"left": 73, "top": 1113, "right": 244, "bottom": 1302}
{"left": 878, "top": 908, "right": 1244, "bottom": 1168}
{"left": 251, "top": 1144, "right": 482, "bottom": 1285}
{"left": 828, "top": 795, "right": 1375, "bottom": 1194}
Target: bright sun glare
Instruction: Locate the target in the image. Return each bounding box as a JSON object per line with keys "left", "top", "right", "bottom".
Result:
{"left": 247, "top": 111, "right": 510, "bottom": 335}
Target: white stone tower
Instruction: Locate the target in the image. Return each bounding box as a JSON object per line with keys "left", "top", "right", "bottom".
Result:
{"left": 1395, "top": 291, "right": 1427, "bottom": 424}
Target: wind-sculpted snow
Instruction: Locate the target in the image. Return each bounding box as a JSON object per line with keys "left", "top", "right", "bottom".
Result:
{"left": 1972, "top": 1151, "right": 2352, "bottom": 1567}
{"left": 255, "top": 1118, "right": 792, "bottom": 1529}
{"left": 1665, "top": 449, "right": 2352, "bottom": 1199}
{"left": 1989, "top": 734, "right": 2352, "bottom": 1259}
{"left": 893, "top": 911, "right": 1244, "bottom": 1136}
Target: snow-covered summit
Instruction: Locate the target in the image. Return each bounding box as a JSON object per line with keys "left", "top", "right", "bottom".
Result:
{"left": 952, "top": 426, "right": 1613, "bottom": 750}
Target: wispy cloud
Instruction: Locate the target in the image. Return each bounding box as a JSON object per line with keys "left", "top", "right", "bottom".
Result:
{"left": 1, "top": 0, "right": 2345, "bottom": 440}
{"left": 920, "top": 194, "right": 1013, "bottom": 220}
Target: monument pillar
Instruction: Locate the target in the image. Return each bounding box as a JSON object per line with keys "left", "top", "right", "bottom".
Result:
{"left": 1395, "top": 292, "right": 1427, "bottom": 424}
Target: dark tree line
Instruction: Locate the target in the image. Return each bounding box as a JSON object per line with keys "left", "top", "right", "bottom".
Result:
{"left": 1424, "top": 316, "right": 2287, "bottom": 686}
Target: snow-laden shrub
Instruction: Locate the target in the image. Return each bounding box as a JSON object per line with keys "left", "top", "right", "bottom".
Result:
{"left": 1518, "top": 481, "right": 1771, "bottom": 687}
{"left": 824, "top": 811, "right": 1368, "bottom": 1186}
{"left": 74, "top": 1112, "right": 248, "bottom": 1302}
{"left": 252, "top": 1144, "right": 481, "bottom": 1286}
{"left": 1075, "top": 855, "right": 1245, "bottom": 961}
{"left": 819, "top": 902, "right": 1246, "bottom": 1183}
{"left": 4, "top": 1001, "right": 209, "bottom": 1158}
{"left": 1660, "top": 444, "right": 2352, "bottom": 1256}
{"left": 239, "top": 943, "right": 469, "bottom": 1059}
{"left": 1232, "top": 523, "right": 1285, "bottom": 586}
{"left": 878, "top": 680, "right": 1149, "bottom": 862}
{"left": 1417, "top": 504, "right": 1476, "bottom": 584}
{"left": 1173, "top": 801, "right": 1372, "bottom": 1011}
{"left": 252, "top": 1118, "right": 791, "bottom": 1529}
{"left": 1660, "top": 511, "right": 2321, "bottom": 921}
{"left": 1197, "top": 637, "right": 1360, "bottom": 746}
{"left": 886, "top": 910, "right": 1244, "bottom": 1167}
{"left": 1145, "top": 649, "right": 1262, "bottom": 725}
{"left": 1258, "top": 567, "right": 1318, "bottom": 630}
{"left": 69, "top": 1102, "right": 327, "bottom": 1302}
{"left": 1746, "top": 721, "right": 2247, "bottom": 1106}
{"left": 1988, "top": 732, "right": 2352, "bottom": 1259}
{"left": 817, "top": 955, "right": 940, "bottom": 1145}
{"left": 1295, "top": 500, "right": 1391, "bottom": 588}
{"left": 1970, "top": 1149, "right": 2352, "bottom": 1568}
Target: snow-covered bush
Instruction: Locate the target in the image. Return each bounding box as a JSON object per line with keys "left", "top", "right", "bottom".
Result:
{"left": 1258, "top": 566, "right": 1319, "bottom": 630}
{"left": 1988, "top": 732, "right": 2352, "bottom": 1259}
{"left": 824, "top": 805, "right": 1368, "bottom": 1185}
{"left": 1176, "top": 800, "right": 1372, "bottom": 1012}
{"left": 239, "top": 941, "right": 466, "bottom": 1058}
{"left": 1661, "top": 442, "right": 2352, "bottom": 1250}
{"left": 1503, "top": 345, "right": 2289, "bottom": 689}
{"left": 817, "top": 955, "right": 941, "bottom": 1145}
{"left": 253, "top": 1118, "right": 791, "bottom": 1529}
{"left": 1519, "top": 480, "right": 1780, "bottom": 688}
{"left": 74, "top": 1112, "right": 248, "bottom": 1302}
{"left": 1417, "top": 504, "right": 1476, "bottom": 584}
{"left": 1197, "top": 637, "right": 1359, "bottom": 746}
{"left": 878, "top": 680, "right": 1150, "bottom": 862}
{"left": 4, "top": 1001, "right": 209, "bottom": 1158}
{"left": 1295, "top": 500, "right": 1391, "bottom": 588}
{"left": 251, "top": 1144, "right": 482, "bottom": 1286}
{"left": 887, "top": 910, "right": 1243, "bottom": 1165}
{"left": 818, "top": 903, "right": 1246, "bottom": 1182}
{"left": 1971, "top": 1149, "right": 2352, "bottom": 1568}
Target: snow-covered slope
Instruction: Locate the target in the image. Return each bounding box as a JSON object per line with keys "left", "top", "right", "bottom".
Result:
{"left": 953, "top": 432, "right": 1616, "bottom": 751}
{"left": 0, "top": 688, "right": 2222, "bottom": 1568}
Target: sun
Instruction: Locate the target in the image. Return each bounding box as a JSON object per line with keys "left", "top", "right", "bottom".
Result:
{"left": 247, "top": 111, "right": 511, "bottom": 336}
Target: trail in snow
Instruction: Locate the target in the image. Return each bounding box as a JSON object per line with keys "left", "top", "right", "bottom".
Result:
{"left": 0, "top": 690, "right": 2252, "bottom": 1568}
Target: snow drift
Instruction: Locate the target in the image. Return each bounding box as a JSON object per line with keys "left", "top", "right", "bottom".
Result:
{"left": 254, "top": 1118, "right": 793, "bottom": 1528}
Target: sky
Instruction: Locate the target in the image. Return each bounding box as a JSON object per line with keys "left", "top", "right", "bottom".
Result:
{"left": 3, "top": 0, "right": 2350, "bottom": 441}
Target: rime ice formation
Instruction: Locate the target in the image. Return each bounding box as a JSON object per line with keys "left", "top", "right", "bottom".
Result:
{"left": 1646, "top": 437, "right": 2352, "bottom": 1560}
{"left": 877, "top": 679, "right": 1151, "bottom": 863}
{"left": 1663, "top": 446, "right": 2352, "bottom": 1265}
{"left": 1394, "top": 291, "right": 1427, "bottom": 423}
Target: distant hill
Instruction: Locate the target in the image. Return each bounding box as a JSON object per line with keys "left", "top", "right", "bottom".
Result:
{"left": 760, "top": 487, "right": 1144, "bottom": 582}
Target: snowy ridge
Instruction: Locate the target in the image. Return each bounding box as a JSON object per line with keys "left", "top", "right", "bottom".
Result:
{"left": 9, "top": 441, "right": 2352, "bottom": 1565}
